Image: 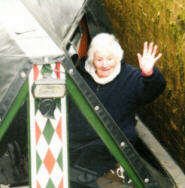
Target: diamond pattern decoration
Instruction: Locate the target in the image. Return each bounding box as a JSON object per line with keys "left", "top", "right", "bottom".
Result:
{"left": 57, "top": 149, "right": 63, "bottom": 170}
{"left": 37, "top": 181, "right": 41, "bottom": 188}
{"left": 50, "top": 162, "right": 63, "bottom": 187}
{"left": 56, "top": 117, "right": 62, "bottom": 140}
{"left": 52, "top": 107, "right": 62, "bottom": 128}
{"left": 35, "top": 121, "right": 41, "bottom": 144}
{"left": 35, "top": 110, "right": 48, "bottom": 132}
{"left": 37, "top": 164, "right": 50, "bottom": 187}
{"left": 49, "top": 132, "right": 62, "bottom": 159}
{"left": 46, "top": 178, "right": 55, "bottom": 188}
{"left": 44, "top": 149, "right": 56, "bottom": 174}
{"left": 43, "top": 119, "right": 55, "bottom": 144}
{"left": 58, "top": 178, "right": 63, "bottom": 188}
{"left": 29, "top": 62, "right": 68, "bottom": 188}
{"left": 35, "top": 99, "right": 39, "bottom": 115}
{"left": 36, "top": 152, "right": 42, "bottom": 173}
{"left": 36, "top": 134, "right": 48, "bottom": 161}
{"left": 56, "top": 98, "right": 61, "bottom": 112}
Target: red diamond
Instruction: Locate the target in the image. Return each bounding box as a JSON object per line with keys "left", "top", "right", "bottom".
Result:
{"left": 58, "top": 177, "right": 63, "bottom": 188}
{"left": 43, "top": 149, "right": 55, "bottom": 174}
{"left": 56, "top": 117, "right": 62, "bottom": 140}
{"left": 35, "top": 121, "right": 41, "bottom": 144}
{"left": 37, "top": 180, "right": 41, "bottom": 188}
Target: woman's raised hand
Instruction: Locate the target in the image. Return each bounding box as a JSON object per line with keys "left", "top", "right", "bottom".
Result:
{"left": 137, "top": 41, "right": 162, "bottom": 76}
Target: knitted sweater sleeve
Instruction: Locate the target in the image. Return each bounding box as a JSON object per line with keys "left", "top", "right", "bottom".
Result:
{"left": 135, "top": 66, "right": 166, "bottom": 105}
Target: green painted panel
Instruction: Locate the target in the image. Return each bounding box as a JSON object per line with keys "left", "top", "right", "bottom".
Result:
{"left": 0, "top": 80, "right": 28, "bottom": 142}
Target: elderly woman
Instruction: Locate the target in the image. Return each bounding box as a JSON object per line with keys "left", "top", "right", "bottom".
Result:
{"left": 68, "top": 33, "right": 166, "bottom": 188}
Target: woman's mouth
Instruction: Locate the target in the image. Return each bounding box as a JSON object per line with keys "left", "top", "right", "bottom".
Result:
{"left": 101, "top": 67, "right": 111, "bottom": 71}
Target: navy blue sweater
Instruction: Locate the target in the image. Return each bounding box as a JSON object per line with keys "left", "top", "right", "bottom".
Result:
{"left": 68, "top": 58, "right": 166, "bottom": 175}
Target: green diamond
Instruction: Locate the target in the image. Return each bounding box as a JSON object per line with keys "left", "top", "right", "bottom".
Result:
{"left": 34, "top": 99, "right": 39, "bottom": 114}
{"left": 57, "top": 149, "right": 63, "bottom": 170}
{"left": 46, "top": 178, "right": 55, "bottom": 188}
{"left": 36, "top": 152, "right": 42, "bottom": 173}
{"left": 55, "top": 98, "right": 61, "bottom": 111}
{"left": 43, "top": 119, "right": 54, "bottom": 144}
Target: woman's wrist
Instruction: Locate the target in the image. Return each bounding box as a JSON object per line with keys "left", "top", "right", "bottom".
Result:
{"left": 141, "top": 69, "right": 154, "bottom": 76}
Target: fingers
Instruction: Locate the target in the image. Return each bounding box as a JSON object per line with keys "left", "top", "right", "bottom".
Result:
{"left": 143, "top": 41, "right": 154, "bottom": 55}
{"left": 137, "top": 53, "right": 142, "bottom": 63}
{"left": 148, "top": 42, "right": 154, "bottom": 54}
{"left": 151, "top": 45, "right": 158, "bottom": 57}
{"left": 143, "top": 41, "right": 148, "bottom": 56}
{"left": 154, "top": 53, "right": 162, "bottom": 63}
{"left": 143, "top": 41, "right": 161, "bottom": 58}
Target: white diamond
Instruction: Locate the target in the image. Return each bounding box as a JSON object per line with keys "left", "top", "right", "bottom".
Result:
{"left": 50, "top": 163, "right": 63, "bottom": 187}
{"left": 35, "top": 110, "right": 47, "bottom": 131}
{"left": 37, "top": 164, "right": 50, "bottom": 187}
{"left": 50, "top": 107, "right": 61, "bottom": 129}
{"left": 49, "top": 132, "right": 63, "bottom": 159}
{"left": 36, "top": 134, "right": 48, "bottom": 160}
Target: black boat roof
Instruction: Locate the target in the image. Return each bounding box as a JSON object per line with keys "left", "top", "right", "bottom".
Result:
{"left": 0, "top": 0, "right": 112, "bottom": 124}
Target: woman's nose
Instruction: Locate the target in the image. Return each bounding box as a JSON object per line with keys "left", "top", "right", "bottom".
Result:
{"left": 102, "top": 60, "right": 108, "bottom": 67}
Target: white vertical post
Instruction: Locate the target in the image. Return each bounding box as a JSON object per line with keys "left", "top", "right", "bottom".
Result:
{"left": 28, "top": 63, "right": 69, "bottom": 188}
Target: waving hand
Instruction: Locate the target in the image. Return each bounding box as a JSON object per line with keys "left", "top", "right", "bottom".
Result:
{"left": 137, "top": 42, "right": 162, "bottom": 76}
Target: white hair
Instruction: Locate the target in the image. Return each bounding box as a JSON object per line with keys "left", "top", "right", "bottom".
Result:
{"left": 84, "top": 33, "right": 123, "bottom": 84}
{"left": 86, "top": 33, "right": 124, "bottom": 64}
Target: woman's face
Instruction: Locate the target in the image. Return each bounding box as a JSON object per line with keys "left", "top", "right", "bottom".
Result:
{"left": 93, "top": 50, "right": 117, "bottom": 78}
